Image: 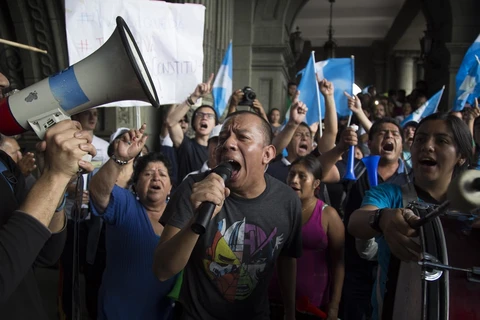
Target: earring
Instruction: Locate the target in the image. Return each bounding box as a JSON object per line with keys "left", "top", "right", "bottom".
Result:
{"left": 166, "top": 194, "right": 171, "bottom": 202}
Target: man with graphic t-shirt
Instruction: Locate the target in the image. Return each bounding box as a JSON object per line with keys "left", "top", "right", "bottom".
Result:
{"left": 154, "top": 111, "right": 302, "bottom": 320}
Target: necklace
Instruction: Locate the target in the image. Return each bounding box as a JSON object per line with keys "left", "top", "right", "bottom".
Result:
{"left": 301, "top": 198, "right": 317, "bottom": 215}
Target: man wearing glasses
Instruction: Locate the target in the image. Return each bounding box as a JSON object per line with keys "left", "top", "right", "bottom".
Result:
{"left": 166, "top": 73, "right": 219, "bottom": 182}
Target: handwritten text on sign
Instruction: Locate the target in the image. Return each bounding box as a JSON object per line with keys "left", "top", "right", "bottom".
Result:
{"left": 65, "top": 0, "right": 205, "bottom": 107}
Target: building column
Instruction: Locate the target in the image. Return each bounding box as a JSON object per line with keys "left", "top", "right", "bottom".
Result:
{"left": 394, "top": 50, "right": 419, "bottom": 94}
{"left": 372, "top": 59, "right": 386, "bottom": 93}
{"left": 416, "top": 58, "right": 425, "bottom": 82}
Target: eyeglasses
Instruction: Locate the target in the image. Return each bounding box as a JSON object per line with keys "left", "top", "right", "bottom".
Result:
{"left": 179, "top": 119, "right": 188, "bottom": 124}
{"left": 195, "top": 112, "right": 215, "bottom": 120}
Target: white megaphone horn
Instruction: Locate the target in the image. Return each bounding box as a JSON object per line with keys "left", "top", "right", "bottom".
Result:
{"left": 0, "top": 16, "right": 160, "bottom": 139}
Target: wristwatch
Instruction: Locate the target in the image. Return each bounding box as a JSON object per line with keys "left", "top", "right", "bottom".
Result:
{"left": 369, "top": 208, "right": 384, "bottom": 233}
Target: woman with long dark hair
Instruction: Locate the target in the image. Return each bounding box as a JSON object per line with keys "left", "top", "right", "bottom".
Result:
{"left": 269, "top": 154, "right": 345, "bottom": 320}
{"left": 349, "top": 112, "right": 477, "bottom": 319}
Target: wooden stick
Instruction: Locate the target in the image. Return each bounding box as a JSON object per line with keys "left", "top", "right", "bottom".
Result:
{"left": 0, "top": 38, "right": 48, "bottom": 54}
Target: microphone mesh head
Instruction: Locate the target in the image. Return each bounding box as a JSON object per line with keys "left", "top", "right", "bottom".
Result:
{"left": 212, "top": 162, "right": 233, "bottom": 180}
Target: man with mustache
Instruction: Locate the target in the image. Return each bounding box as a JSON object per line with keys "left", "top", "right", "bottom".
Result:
{"left": 154, "top": 111, "right": 302, "bottom": 320}
{"left": 339, "top": 97, "right": 412, "bottom": 320}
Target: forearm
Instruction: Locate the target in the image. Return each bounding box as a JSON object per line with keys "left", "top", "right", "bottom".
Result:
{"left": 48, "top": 210, "right": 66, "bottom": 233}
{"left": 166, "top": 100, "right": 193, "bottom": 127}
{"left": 355, "top": 110, "right": 372, "bottom": 133}
{"left": 153, "top": 222, "right": 200, "bottom": 281}
{"left": 319, "top": 146, "right": 344, "bottom": 183}
{"left": 89, "top": 159, "right": 123, "bottom": 213}
{"left": 348, "top": 207, "right": 380, "bottom": 239}
{"left": 276, "top": 256, "right": 297, "bottom": 317}
{"left": 227, "top": 100, "right": 237, "bottom": 115}
{"left": 18, "top": 171, "right": 71, "bottom": 228}
{"left": 318, "top": 96, "right": 338, "bottom": 153}
{"left": 272, "top": 121, "right": 298, "bottom": 156}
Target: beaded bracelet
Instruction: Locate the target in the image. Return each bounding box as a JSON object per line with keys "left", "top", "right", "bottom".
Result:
{"left": 111, "top": 154, "right": 129, "bottom": 166}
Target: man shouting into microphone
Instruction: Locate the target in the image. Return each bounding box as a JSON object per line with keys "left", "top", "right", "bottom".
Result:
{"left": 154, "top": 111, "right": 302, "bottom": 320}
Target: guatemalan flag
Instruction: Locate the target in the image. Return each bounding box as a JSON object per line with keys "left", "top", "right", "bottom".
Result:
{"left": 453, "top": 33, "right": 480, "bottom": 111}
{"left": 293, "top": 55, "right": 355, "bottom": 125}
{"left": 295, "top": 52, "right": 322, "bottom": 125}
{"left": 212, "top": 41, "right": 233, "bottom": 117}
{"left": 453, "top": 55, "right": 480, "bottom": 111}
{"left": 401, "top": 86, "right": 445, "bottom": 127}
{"left": 315, "top": 57, "right": 355, "bottom": 118}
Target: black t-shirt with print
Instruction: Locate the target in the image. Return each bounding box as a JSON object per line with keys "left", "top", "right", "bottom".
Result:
{"left": 176, "top": 137, "right": 208, "bottom": 183}
{"left": 161, "top": 173, "right": 303, "bottom": 320}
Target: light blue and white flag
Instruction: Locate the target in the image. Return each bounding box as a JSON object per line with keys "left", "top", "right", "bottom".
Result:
{"left": 295, "top": 57, "right": 355, "bottom": 123}
{"left": 295, "top": 52, "right": 321, "bottom": 125}
{"left": 212, "top": 41, "right": 233, "bottom": 117}
{"left": 453, "top": 33, "right": 480, "bottom": 111}
{"left": 315, "top": 57, "right": 355, "bottom": 118}
{"left": 453, "top": 55, "right": 480, "bottom": 111}
{"left": 402, "top": 86, "right": 445, "bottom": 126}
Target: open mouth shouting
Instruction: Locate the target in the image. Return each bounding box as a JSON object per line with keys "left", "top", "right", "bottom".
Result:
{"left": 199, "top": 121, "right": 209, "bottom": 130}
{"left": 226, "top": 159, "right": 242, "bottom": 181}
{"left": 297, "top": 142, "right": 309, "bottom": 155}
{"left": 381, "top": 141, "right": 395, "bottom": 153}
{"left": 418, "top": 157, "right": 437, "bottom": 170}
{"left": 149, "top": 184, "right": 162, "bottom": 191}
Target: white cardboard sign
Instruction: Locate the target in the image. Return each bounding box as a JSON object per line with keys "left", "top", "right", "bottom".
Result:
{"left": 65, "top": 0, "right": 205, "bottom": 107}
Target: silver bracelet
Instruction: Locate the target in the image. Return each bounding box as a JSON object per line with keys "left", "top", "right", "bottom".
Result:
{"left": 111, "top": 154, "right": 129, "bottom": 165}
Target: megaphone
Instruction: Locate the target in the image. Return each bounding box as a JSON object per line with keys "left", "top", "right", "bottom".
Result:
{"left": 296, "top": 296, "right": 327, "bottom": 319}
{"left": 0, "top": 16, "right": 159, "bottom": 139}
{"left": 362, "top": 155, "right": 381, "bottom": 187}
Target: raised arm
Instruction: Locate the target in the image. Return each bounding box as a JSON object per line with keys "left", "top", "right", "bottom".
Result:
{"left": 89, "top": 124, "right": 147, "bottom": 213}
{"left": 19, "top": 120, "right": 95, "bottom": 227}
{"left": 272, "top": 91, "right": 307, "bottom": 156}
{"left": 319, "top": 127, "right": 357, "bottom": 183}
{"left": 317, "top": 78, "right": 337, "bottom": 153}
{"left": 251, "top": 99, "right": 269, "bottom": 122}
{"left": 344, "top": 92, "right": 372, "bottom": 133}
{"left": 167, "top": 73, "right": 214, "bottom": 148}
{"left": 227, "top": 89, "right": 244, "bottom": 115}
{"left": 0, "top": 120, "right": 95, "bottom": 303}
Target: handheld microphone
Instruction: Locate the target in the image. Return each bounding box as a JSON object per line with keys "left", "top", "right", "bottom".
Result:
{"left": 191, "top": 162, "right": 233, "bottom": 235}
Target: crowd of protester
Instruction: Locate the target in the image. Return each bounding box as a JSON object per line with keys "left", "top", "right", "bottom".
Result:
{"left": 1, "top": 67, "right": 480, "bottom": 320}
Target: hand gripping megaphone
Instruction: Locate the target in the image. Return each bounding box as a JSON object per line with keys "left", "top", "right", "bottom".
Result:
{"left": 0, "top": 16, "right": 159, "bottom": 139}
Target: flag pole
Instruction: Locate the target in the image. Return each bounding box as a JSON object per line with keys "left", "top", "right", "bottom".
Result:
{"left": 347, "top": 55, "right": 355, "bottom": 127}
{"left": 312, "top": 51, "right": 323, "bottom": 137}
{"left": 434, "top": 85, "right": 446, "bottom": 112}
